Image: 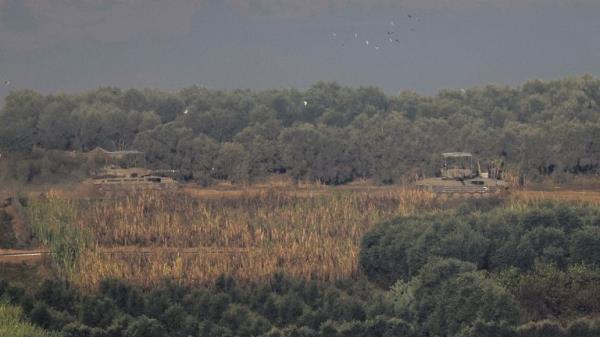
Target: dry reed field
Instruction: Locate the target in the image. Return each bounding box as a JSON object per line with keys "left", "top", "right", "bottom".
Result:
{"left": 26, "top": 187, "right": 437, "bottom": 288}
{"left": 511, "top": 189, "right": 600, "bottom": 205}
{"left": 24, "top": 184, "right": 600, "bottom": 288}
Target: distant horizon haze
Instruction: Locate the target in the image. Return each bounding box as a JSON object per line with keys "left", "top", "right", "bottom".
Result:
{"left": 1, "top": 1, "right": 600, "bottom": 101}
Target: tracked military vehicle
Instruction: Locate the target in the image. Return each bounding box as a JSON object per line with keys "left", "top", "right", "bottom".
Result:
{"left": 85, "top": 167, "right": 179, "bottom": 191}
{"left": 416, "top": 152, "right": 509, "bottom": 194}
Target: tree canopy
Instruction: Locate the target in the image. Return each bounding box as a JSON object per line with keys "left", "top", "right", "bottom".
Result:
{"left": 2, "top": 76, "right": 600, "bottom": 184}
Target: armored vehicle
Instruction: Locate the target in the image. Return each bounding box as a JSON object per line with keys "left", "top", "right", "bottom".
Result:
{"left": 416, "top": 152, "right": 509, "bottom": 194}
{"left": 85, "top": 167, "right": 179, "bottom": 191}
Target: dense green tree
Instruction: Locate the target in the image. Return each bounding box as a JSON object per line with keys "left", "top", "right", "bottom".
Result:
{"left": 279, "top": 124, "right": 351, "bottom": 184}
{"left": 34, "top": 280, "right": 76, "bottom": 313}
{"left": 570, "top": 226, "right": 600, "bottom": 266}
{"left": 0, "top": 90, "right": 45, "bottom": 153}
{"left": 124, "top": 315, "right": 167, "bottom": 337}
{"left": 516, "top": 320, "right": 566, "bottom": 337}
{"left": 79, "top": 297, "right": 117, "bottom": 328}
{"left": 390, "top": 259, "right": 522, "bottom": 337}
{"left": 3, "top": 76, "right": 600, "bottom": 185}
{"left": 99, "top": 279, "right": 146, "bottom": 316}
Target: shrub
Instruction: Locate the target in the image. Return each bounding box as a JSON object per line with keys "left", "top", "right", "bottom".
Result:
{"left": 35, "top": 279, "right": 77, "bottom": 313}
{"left": 516, "top": 320, "right": 566, "bottom": 337}
{"left": 79, "top": 296, "right": 117, "bottom": 328}
{"left": 390, "top": 259, "right": 522, "bottom": 337}
{"left": 566, "top": 318, "right": 600, "bottom": 337}
{"left": 457, "top": 320, "right": 517, "bottom": 337}
{"left": 29, "top": 303, "right": 52, "bottom": 329}
{"left": 0, "top": 302, "right": 61, "bottom": 337}
{"left": 124, "top": 315, "right": 167, "bottom": 337}
{"left": 570, "top": 226, "right": 600, "bottom": 266}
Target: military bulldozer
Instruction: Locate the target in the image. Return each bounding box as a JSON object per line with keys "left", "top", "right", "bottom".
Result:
{"left": 416, "top": 152, "right": 509, "bottom": 194}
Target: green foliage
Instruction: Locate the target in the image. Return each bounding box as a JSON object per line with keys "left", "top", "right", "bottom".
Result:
{"left": 505, "top": 264, "right": 600, "bottom": 320}
{"left": 25, "top": 195, "right": 91, "bottom": 273}
{"left": 3, "top": 76, "right": 600, "bottom": 185}
{"left": 1, "top": 273, "right": 404, "bottom": 337}
{"left": 79, "top": 296, "right": 117, "bottom": 328}
{"left": 458, "top": 320, "right": 517, "bottom": 337}
{"left": 361, "top": 202, "right": 600, "bottom": 335}
{"left": 5, "top": 203, "right": 600, "bottom": 337}
{"left": 515, "top": 320, "right": 566, "bottom": 337}
{"left": 29, "top": 302, "right": 52, "bottom": 329}
{"left": 0, "top": 210, "right": 16, "bottom": 249}
{"left": 124, "top": 315, "right": 167, "bottom": 337}
{"left": 360, "top": 202, "right": 600, "bottom": 286}
{"left": 389, "top": 258, "right": 522, "bottom": 337}
{"left": 99, "top": 279, "right": 145, "bottom": 316}
{"left": 34, "top": 280, "right": 77, "bottom": 313}
{"left": 566, "top": 318, "right": 600, "bottom": 337}
{"left": 570, "top": 226, "right": 600, "bottom": 266}
{"left": 0, "top": 302, "right": 60, "bottom": 337}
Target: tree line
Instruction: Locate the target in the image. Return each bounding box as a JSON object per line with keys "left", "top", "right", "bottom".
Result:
{"left": 1, "top": 76, "right": 600, "bottom": 185}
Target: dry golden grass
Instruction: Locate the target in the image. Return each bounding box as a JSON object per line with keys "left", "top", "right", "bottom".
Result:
{"left": 32, "top": 187, "right": 437, "bottom": 288}
{"left": 28, "top": 182, "right": 600, "bottom": 288}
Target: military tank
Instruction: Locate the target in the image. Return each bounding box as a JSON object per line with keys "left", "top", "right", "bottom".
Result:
{"left": 416, "top": 152, "right": 509, "bottom": 194}
{"left": 85, "top": 166, "right": 179, "bottom": 191}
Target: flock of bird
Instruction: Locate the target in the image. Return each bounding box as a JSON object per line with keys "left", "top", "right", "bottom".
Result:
{"left": 0, "top": 13, "right": 424, "bottom": 93}
{"left": 329, "top": 13, "right": 421, "bottom": 52}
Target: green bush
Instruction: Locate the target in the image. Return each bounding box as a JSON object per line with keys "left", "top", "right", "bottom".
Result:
{"left": 389, "top": 258, "right": 522, "bottom": 337}
{"left": 361, "top": 203, "right": 600, "bottom": 286}
{"left": 516, "top": 320, "right": 566, "bottom": 337}
{"left": 0, "top": 302, "right": 60, "bottom": 337}
{"left": 570, "top": 226, "right": 600, "bottom": 266}
{"left": 124, "top": 315, "right": 167, "bottom": 337}
{"left": 566, "top": 318, "right": 600, "bottom": 337}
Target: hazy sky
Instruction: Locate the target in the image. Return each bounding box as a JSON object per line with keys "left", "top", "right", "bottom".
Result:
{"left": 1, "top": 0, "right": 600, "bottom": 100}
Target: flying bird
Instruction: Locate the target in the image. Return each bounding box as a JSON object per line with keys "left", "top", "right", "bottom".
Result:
{"left": 183, "top": 109, "right": 189, "bottom": 114}
{"left": 375, "top": 46, "right": 380, "bottom": 50}
{"left": 303, "top": 101, "right": 308, "bottom": 107}
{"left": 3, "top": 80, "right": 10, "bottom": 87}
{"left": 354, "top": 33, "right": 358, "bottom": 39}
{"left": 365, "top": 40, "right": 369, "bottom": 45}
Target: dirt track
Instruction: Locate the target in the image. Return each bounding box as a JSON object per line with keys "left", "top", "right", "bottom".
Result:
{"left": 0, "top": 247, "right": 264, "bottom": 264}
{"left": 0, "top": 249, "right": 49, "bottom": 263}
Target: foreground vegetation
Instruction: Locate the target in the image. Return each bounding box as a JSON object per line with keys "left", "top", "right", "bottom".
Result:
{"left": 0, "top": 302, "right": 60, "bottom": 337}
{"left": 25, "top": 188, "right": 437, "bottom": 288}
{"left": 360, "top": 201, "right": 600, "bottom": 326}
{"left": 3, "top": 197, "right": 600, "bottom": 337}
{"left": 2, "top": 75, "right": 600, "bottom": 185}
